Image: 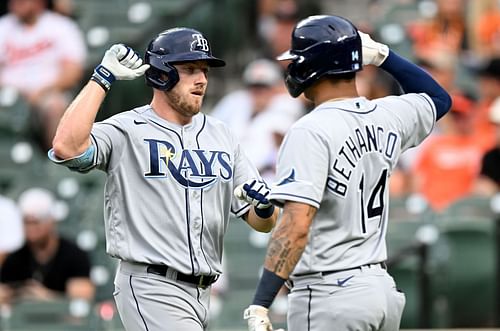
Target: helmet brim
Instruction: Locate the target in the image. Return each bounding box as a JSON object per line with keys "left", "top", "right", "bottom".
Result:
{"left": 168, "top": 52, "right": 226, "bottom": 67}
{"left": 276, "top": 50, "right": 298, "bottom": 61}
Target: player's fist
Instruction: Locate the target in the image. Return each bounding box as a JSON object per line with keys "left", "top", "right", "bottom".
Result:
{"left": 244, "top": 305, "right": 285, "bottom": 331}
{"left": 358, "top": 31, "right": 389, "bottom": 67}
{"left": 234, "top": 179, "right": 272, "bottom": 210}
{"left": 92, "top": 44, "right": 150, "bottom": 91}
{"left": 102, "top": 44, "right": 150, "bottom": 80}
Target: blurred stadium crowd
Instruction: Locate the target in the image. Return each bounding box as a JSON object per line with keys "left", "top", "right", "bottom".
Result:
{"left": 0, "top": 0, "right": 500, "bottom": 330}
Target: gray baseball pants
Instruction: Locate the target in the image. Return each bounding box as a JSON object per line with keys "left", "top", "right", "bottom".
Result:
{"left": 114, "top": 261, "right": 211, "bottom": 331}
{"left": 287, "top": 263, "right": 405, "bottom": 331}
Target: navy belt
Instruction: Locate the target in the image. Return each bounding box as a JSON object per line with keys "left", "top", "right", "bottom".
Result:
{"left": 295, "top": 262, "right": 387, "bottom": 277}
{"left": 146, "top": 265, "right": 218, "bottom": 288}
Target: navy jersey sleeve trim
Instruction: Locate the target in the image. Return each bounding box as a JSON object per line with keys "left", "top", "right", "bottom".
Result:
{"left": 380, "top": 50, "right": 451, "bottom": 120}
{"left": 232, "top": 203, "right": 252, "bottom": 218}
{"left": 270, "top": 193, "right": 320, "bottom": 208}
{"left": 416, "top": 93, "right": 437, "bottom": 137}
{"left": 90, "top": 133, "right": 99, "bottom": 165}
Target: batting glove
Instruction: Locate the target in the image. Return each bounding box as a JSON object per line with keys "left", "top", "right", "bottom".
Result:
{"left": 92, "top": 44, "right": 150, "bottom": 91}
{"left": 234, "top": 179, "right": 275, "bottom": 218}
{"left": 358, "top": 31, "right": 389, "bottom": 67}
{"left": 244, "top": 305, "right": 285, "bottom": 331}
{"left": 234, "top": 179, "right": 272, "bottom": 208}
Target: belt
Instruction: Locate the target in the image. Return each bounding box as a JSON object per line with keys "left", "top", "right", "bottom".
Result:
{"left": 146, "top": 265, "right": 218, "bottom": 288}
{"left": 323, "top": 262, "right": 387, "bottom": 276}
{"left": 287, "top": 262, "right": 387, "bottom": 289}
{"left": 295, "top": 262, "right": 387, "bottom": 277}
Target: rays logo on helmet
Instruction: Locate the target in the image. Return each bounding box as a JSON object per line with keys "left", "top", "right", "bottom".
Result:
{"left": 191, "top": 34, "right": 210, "bottom": 52}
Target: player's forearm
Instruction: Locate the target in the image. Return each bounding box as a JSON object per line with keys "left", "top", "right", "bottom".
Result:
{"left": 246, "top": 207, "right": 278, "bottom": 232}
{"left": 251, "top": 203, "right": 313, "bottom": 308}
{"left": 263, "top": 206, "right": 311, "bottom": 278}
{"left": 52, "top": 80, "right": 106, "bottom": 159}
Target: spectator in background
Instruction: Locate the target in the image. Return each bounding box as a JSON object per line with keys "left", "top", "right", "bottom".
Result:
{"left": 257, "top": 0, "right": 298, "bottom": 70}
{"left": 49, "top": 0, "right": 76, "bottom": 18}
{"left": 472, "top": 57, "right": 500, "bottom": 151}
{"left": 0, "top": 0, "right": 86, "bottom": 150}
{"left": 411, "top": 94, "right": 483, "bottom": 211}
{"left": 408, "top": 0, "right": 468, "bottom": 61}
{"left": 475, "top": 96, "right": 500, "bottom": 195}
{"left": 0, "top": 195, "right": 23, "bottom": 267}
{"left": 472, "top": 0, "right": 500, "bottom": 60}
{"left": 0, "top": 188, "right": 94, "bottom": 304}
{"left": 211, "top": 58, "right": 304, "bottom": 183}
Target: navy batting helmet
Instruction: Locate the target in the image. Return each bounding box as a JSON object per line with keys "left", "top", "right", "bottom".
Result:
{"left": 144, "top": 27, "right": 225, "bottom": 91}
{"left": 277, "top": 15, "right": 362, "bottom": 97}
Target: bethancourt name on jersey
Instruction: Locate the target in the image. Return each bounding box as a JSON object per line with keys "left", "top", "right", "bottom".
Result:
{"left": 327, "top": 124, "right": 398, "bottom": 197}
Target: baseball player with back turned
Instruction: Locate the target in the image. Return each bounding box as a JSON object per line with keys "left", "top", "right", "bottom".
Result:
{"left": 48, "top": 27, "right": 278, "bottom": 331}
{"left": 243, "top": 15, "right": 451, "bottom": 331}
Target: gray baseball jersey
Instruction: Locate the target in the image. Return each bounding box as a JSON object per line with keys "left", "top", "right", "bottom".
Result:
{"left": 78, "top": 105, "right": 258, "bottom": 276}
{"left": 270, "top": 94, "right": 435, "bottom": 275}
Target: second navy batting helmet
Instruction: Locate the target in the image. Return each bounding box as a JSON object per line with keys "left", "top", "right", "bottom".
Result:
{"left": 277, "top": 15, "right": 362, "bottom": 97}
{"left": 144, "top": 27, "right": 225, "bottom": 91}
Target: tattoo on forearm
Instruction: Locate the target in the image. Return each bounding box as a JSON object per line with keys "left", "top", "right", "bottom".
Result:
{"left": 264, "top": 205, "right": 315, "bottom": 276}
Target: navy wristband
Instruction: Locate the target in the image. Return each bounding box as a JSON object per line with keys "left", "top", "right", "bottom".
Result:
{"left": 92, "top": 64, "right": 116, "bottom": 91}
{"left": 90, "top": 76, "right": 109, "bottom": 92}
{"left": 252, "top": 268, "right": 286, "bottom": 308}
{"left": 254, "top": 205, "right": 275, "bottom": 219}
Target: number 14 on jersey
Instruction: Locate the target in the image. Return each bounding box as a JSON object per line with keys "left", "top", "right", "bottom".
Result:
{"left": 358, "top": 169, "right": 388, "bottom": 233}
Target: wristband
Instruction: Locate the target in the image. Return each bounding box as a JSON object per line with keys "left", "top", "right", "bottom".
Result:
{"left": 252, "top": 268, "right": 286, "bottom": 308}
{"left": 254, "top": 205, "right": 275, "bottom": 219}
{"left": 91, "top": 65, "right": 116, "bottom": 92}
{"left": 90, "top": 76, "right": 109, "bottom": 92}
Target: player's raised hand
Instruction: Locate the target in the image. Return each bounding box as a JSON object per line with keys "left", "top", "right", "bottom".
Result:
{"left": 92, "top": 44, "right": 150, "bottom": 91}
{"left": 234, "top": 179, "right": 272, "bottom": 210}
{"left": 244, "top": 305, "right": 285, "bottom": 331}
{"left": 358, "top": 31, "right": 389, "bottom": 67}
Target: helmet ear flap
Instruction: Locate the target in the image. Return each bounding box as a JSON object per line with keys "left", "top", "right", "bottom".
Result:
{"left": 145, "top": 56, "right": 179, "bottom": 91}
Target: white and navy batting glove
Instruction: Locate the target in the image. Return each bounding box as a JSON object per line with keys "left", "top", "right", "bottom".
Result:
{"left": 244, "top": 305, "right": 284, "bottom": 331}
{"left": 358, "top": 31, "right": 389, "bottom": 67}
{"left": 91, "top": 44, "right": 150, "bottom": 92}
{"left": 234, "top": 179, "right": 275, "bottom": 218}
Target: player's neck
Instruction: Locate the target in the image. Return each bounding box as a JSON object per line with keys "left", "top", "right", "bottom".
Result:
{"left": 309, "top": 80, "right": 359, "bottom": 106}
{"left": 150, "top": 92, "right": 194, "bottom": 126}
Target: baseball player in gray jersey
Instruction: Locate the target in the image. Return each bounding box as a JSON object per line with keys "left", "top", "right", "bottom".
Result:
{"left": 243, "top": 15, "right": 452, "bottom": 331}
{"left": 48, "top": 27, "right": 278, "bottom": 331}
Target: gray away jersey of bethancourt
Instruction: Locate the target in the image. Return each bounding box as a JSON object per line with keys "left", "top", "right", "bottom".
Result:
{"left": 270, "top": 94, "right": 436, "bottom": 276}
{"left": 82, "top": 105, "right": 258, "bottom": 276}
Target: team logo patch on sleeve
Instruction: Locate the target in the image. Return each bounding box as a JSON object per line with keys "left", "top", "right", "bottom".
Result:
{"left": 277, "top": 169, "right": 296, "bottom": 186}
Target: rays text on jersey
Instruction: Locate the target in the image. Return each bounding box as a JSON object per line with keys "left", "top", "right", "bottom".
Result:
{"left": 143, "top": 138, "right": 232, "bottom": 188}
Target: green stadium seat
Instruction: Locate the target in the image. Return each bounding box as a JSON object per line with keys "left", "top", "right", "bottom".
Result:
{"left": 437, "top": 196, "right": 495, "bottom": 222}
{"left": 224, "top": 218, "right": 268, "bottom": 288}
{"left": 386, "top": 220, "right": 434, "bottom": 328}
{"left": 434, "top": 218, "right": 497, "bottom": 327}
{"left": 0, "top": 93, "right": 31, "bottom": 138}
{"left": 5, "top": 299, "right": 94, "bottom": 331}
